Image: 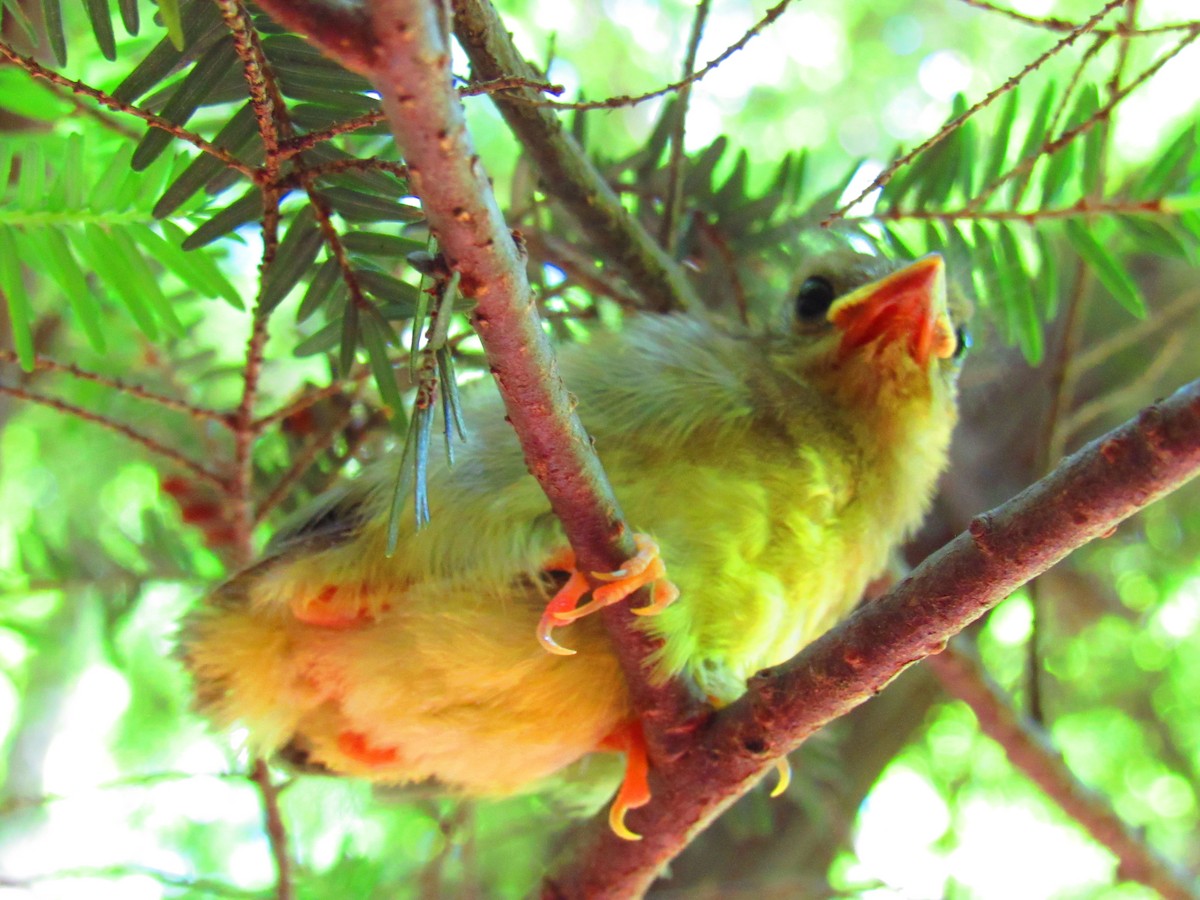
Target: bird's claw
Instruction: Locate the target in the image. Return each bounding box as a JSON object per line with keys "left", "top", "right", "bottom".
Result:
{"left": 537, "top": 534, "right": 678, "bottom": 654}
{"left": 599, "top": 720, "right": 651, "bottom": 841}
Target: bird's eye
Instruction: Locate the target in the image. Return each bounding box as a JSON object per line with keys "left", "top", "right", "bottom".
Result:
{"left": 953, "top": 325, "right": 971, "bottom": 360}
{"left": 796, "top": 276, "right": 837, "bottom": 321}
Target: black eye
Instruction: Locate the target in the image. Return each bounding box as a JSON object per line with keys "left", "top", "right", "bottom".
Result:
{"left": 953, "top": 325, "right": 971, "bottom": 360}
{"left": 796, "top": 276, "right": 836, "bottom": 321}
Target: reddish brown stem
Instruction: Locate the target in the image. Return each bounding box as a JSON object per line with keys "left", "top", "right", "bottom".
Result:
{"left": 928, "top": 643, "right": 1197, "bottom": 900}
{"left": 547, "top": 377, "right": 1200, "bottom": 897}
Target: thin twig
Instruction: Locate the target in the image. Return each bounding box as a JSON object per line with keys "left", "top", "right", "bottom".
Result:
{"left": 279, "top": 110, "right": 387, "bottom": 157}
{"left": 285, "top": 157, "right": 408, "bottom": 185}
{"left": 0, "top": 382, "right": 226, "bottom": 489}
{"left": 1072, "top": 288, "right": 1200, "bottom": 376}
{"left": 1064, "top": 329, "right": 1186, "bottom": 440}
{"left": 659, "top": 0, "right": 711, "bottom": 250}
{"left": 927, "top": 642, "right": 1198, "bottom": 900}
{"left": 253, "top": 400, "right": 358, "bottom": 524}
{"left": 827, "top": 0, "right": 1127, "bottom": 224}
{"left": 250, "top": 759, "right": 293, "bottom": 900}
{"left": 866, "top": 198, "right": 1170, "bottom": 223}
{"left": 528, "top": 0, "right": 794, "bottom": 112}
{"left": 450, "top": 0, "right": 700, "bottom": 313}
{"left": 253, "top": 372, "right": 370, "bottom": 430}
{"left": 460, "top": 75, "right": 565, "bottom": 97}
{"left": 965, "top": 24, "right": 1200, "bottom": 213}
{"left": 0, "top": 351, "right": 226, "bottom": 423}
{"left": 953, "top": 0, "right": 1194, "bottom": 37}
{"left": 0, "top": 40, "right": 258, "bottom": 179}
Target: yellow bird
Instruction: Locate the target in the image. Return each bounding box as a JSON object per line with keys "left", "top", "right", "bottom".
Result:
{"left": 182, "top": 248, "right": 963, "bottom": 839}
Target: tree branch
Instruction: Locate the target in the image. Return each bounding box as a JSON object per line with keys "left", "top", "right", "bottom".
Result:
{"left": 547, "top": 376, "right": 1200, "bottom": 898}
{"left": 360, "top": 0, "right": 699, "bottom": 733}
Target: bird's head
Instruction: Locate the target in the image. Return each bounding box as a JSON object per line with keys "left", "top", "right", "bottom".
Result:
{"left": 775, "top": 248, "right": 967, "bottom": 467}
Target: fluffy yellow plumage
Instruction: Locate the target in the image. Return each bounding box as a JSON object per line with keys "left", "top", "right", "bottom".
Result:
{"left": 182, "top": 248, "right": 963, "bottom": 836}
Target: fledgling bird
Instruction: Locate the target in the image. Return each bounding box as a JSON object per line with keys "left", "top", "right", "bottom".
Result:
{"left": 182, "top": 248, "right": 964, "bottom": 839}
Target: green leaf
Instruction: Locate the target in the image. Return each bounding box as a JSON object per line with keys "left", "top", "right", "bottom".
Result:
{"left": 980, "top": 88, "right": 1018, "bottom": 191}
{"left": 341, "top": 232, "right": 427, "bottom": 258}
{"left": 131, "top": 38, "right": 239, "bottom": 171}
{"left": 84, "top": 0, "right": 117, "bottom": 60}
{"left": 118, "top": 0, "right": 138, "bottom": 34}
{"left": 16, "top": 141, "right": 45, "bottom": 210}
{"left": 1117, "top": 215, "right": 1195, "bottom": 262}
{"left": 157, "top": 0, "right": 185, "bottom": 49}
{"left": 1039, "top": 142, "right": 1075, "bottom": 205}
{"left": 683, "top": 137, "right": 728, "bottom": 197}
{"left": 1135, "top": 122, "right": 1196, "bottom": 198}
{"left": 356, "top": 268, "right": 421, "bottom": 313}
{"left": 40, "top": 0, "right": 66, "bottom": 64}
{"left": 360, "top": 315, "right": 406, "bottom": 421}
{"left": 1064, "top": 219, "right": 1145, "bottom": 318}
{"left": 714, "top": 150, "right": 749, "bottom": 209}
{"left": 260, "top": 207, "right": 324, "bottom": 313}
{"left": 109, "top": 226, "right": 185, "bottom": 335}
{"left": 317, "top": 187, "right": 423, "bottom": 223}
{"left": 0, "top": 227, "right": 34, "bottom": 370}
{"left": 270, "top": 57, "right": 373, "bottom": 95}
{"left": 155, "top": 102, "right": 258, "bottom": 217}
{"left": 59, "top": 132, "right": 86, "bottom": 211}
{"left": 150, "top": 221, "right": 243, "bottom": 307}
{"left": 112, "top": 0, "right": 225, "bottom": 102}
{"left": 183, "top": 188, "right": 262, "bottom": 249}
{"left": 293, "top": 318, "right": 341, "bottom": 356}
{"left": 339, "top": 298, "right": 360, "bottom": 376}
{"left": 996, "top": 223, "right": 1042, "bottom": 364}
{"left": 1033, "top": 230, "right": 1058, "bottom": 321}
{"left": 76, "top": 224, "right": 160, "bottom": 339}
{"left": 1011, "top": 81, "right": 1056, "bottom": 206}
{"left": 970, "top": 222, "right": 997, "bottom": 317}
{"left": 297, "top": 259, "right": 340, "bottom": 323}
{"left": 0, "top": 68, "right": 73, "bottom": 121}
{"left": 1078, "top": 85, "right": 1103, "bottom": 195}
{"left": 20, "top": 227, "right": 106, "bottom": 351}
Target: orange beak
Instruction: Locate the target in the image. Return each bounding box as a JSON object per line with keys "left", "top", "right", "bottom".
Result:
{"left": 827, "top": 254, "right": 956, "bottom": 368}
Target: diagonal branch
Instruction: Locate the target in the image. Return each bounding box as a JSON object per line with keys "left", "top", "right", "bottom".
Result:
{"left": 927, "top": 642, "right": 1197, "bottom": 900}
{"left": 352, "top": 0, "right": 698, "bottom": 738}
{"left": 547, "top": 376, "right": 1200, "bottom": 898}
{"left": 449, "top": 0, "right": 699, "bottom": 314}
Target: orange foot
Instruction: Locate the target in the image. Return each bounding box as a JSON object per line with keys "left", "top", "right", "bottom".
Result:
{"left": 536, "top": 534, "right": 679, "bottom": 656}
{"left": 598, "top": 719, "right": 651, "bottom": 841}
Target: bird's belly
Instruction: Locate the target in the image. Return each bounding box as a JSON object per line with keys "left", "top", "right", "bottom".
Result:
{"left": 617, "top": 449, "right": 875, "bottom": 702}
{"left": 190, "top": 583, "right": 631, "bottom": 796}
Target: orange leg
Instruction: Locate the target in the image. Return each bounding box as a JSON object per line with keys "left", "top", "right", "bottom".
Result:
{"left": 598, "top": 719, "right": 651, "bottom": 841}
{"left": 537, "top": 534, "right": 679, "bottom": 655}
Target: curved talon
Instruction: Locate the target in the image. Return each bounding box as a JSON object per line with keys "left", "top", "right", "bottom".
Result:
{"left": 769, "top": 756, "right": 792, "bottom": 798}
{"left": 610, "top": 800, "right": 643, "bottom": 842}
{"left": 536, "top": 613, "right": 578, "bottom": 656}
{"left": 537, "top": 570, "right": 590, "bottom": 655}
{"left": 600, "top": 720, "right": 651, "bottom": 842}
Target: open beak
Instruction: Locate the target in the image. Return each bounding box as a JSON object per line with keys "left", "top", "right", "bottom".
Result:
{"left": 827, "top": 254, "right": 956, "bottom": 368}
